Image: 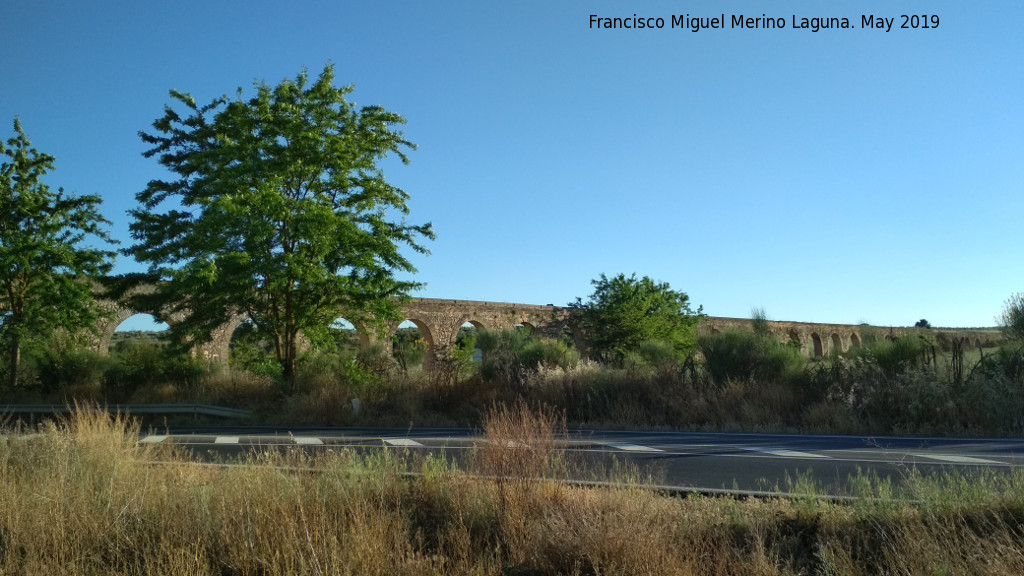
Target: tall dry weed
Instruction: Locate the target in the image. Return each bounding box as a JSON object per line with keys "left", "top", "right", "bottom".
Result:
{"left": 471, "top": 398, "right": 566, "bottom": 480}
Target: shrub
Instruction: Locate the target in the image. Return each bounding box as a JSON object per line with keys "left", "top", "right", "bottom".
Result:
{"left": 229, "top": 325, "right": 282, "bottom": 378}
{"left": 975, "top": 343, "right": 1024, "bottom": 382}
{"left": 959, "top": 366, "right": 1024, "bottom": 434}
{"left": 356, "top": 342, "right": 397, "bottom": 379}
{"left": 851, "top": 334, "right": 928, "bottom": 375}
{"left": 636, "top": 339, "right": 680, "bottom": 369}
{"left": 392, "top": 326, "right": 426, "bottom": 373}
{"left": 104, "top": 340, "right": 205, "bottom": 398}
{"left": 698, "top": 329, "right": 805, "bottom": 385}
{"left": 196, "top": 369, "right": 278, "bottom": 411}
{"left": 296, "top": 349, "right": 383, "bottom": 392}
{"left": 476, "top": 329, "right": 579, "bottom": 389}
{"left": 477, "top": 329, "right": 533, "bottom": 388}
{"left": 32, "top": 347, "right": 110, "bottom": 393}
{"left": 750, "top": 306, "right": 772, "bottom": 337}
{"left": 999, "top": 292, "right": 1024, "bottom": 343}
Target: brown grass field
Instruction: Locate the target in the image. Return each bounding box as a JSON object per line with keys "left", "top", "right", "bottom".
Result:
{"left": 1, "top": 404, "right": 1024, "bottom": 575}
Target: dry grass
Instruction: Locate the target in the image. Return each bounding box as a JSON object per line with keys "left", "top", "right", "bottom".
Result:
{"left": 127, "top": 369, "right": 280, "bottom": 412}
{"left": 2, "top": 407, "right": 1024, "bottom": 574}
{"left": 471, "top": 398, "right": 567, "bottom": 480}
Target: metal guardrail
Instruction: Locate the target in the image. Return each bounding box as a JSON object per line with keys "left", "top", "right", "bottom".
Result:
{"left": 144, "top": 460, "right": 876, "bottom": 503}
{"left": 0, "top": 404, "right": 252, "bottom": 419}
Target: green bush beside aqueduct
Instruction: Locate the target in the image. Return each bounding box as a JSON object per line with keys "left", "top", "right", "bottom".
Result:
{"left": 4, "top": 309, "right": 1019, "bottom": 438}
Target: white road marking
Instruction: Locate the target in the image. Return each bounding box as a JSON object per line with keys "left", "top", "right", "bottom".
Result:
{"left": 140, "top": 435, "right": 166, "bottom": 444}
{"left": 384, "top": 438, "right": 424, "bottom": 447}
{"left": 747, "top": 448, "right": 829, "bottom": 459}
{"left": 486, "top": 439, "right": 529, "bottom": 448}
{"left": 214, "top": 436, "right": 240, "bottom": 444}
{"left": 293, "top": 437, "right": 323, "bottom": 445}
{"left": 604, "top": 442, "right": 663, "bottom": 453}
{"left": 913, "top": 454, "right": 1003, "bottom": 465}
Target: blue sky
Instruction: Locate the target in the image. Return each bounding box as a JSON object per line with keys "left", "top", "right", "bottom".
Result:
{"left": 2, "top": 1, "right": 1021, "bottom": 329}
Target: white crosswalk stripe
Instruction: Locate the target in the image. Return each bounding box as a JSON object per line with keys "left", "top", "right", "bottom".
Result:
{"left": 604, "top": 442, "right": 663, "bottom": 452}
{"left": 914, "top": 454, "right": 1003, "bottom": 465}
{"left": 293, "top": 437, "right": 323, "bottom": 445}
{"left": 747, "top": 448, "right": 829, "bottom": 459}
{"left": 384, "top": 438, "right": 423, "bottom": 447}
{"left": 485, "top": 439, "right": 529, "bottom": 448}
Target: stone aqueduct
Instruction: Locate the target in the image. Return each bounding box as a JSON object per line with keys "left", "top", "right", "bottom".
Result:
{"left": 91, "top": 289, "right": 1001, "bottom": 366}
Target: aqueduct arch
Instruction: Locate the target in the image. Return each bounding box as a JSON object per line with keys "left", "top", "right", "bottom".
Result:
{"left": 810, "top": 333, "right": 823, "bottom": 358}
{"left": 88, "top": 283, "right": 1002, "bottom": 368}
{"left": 93, "top": 286, "right": 186, "bottom": 355}
{"left": 94, "top": 307, "right": 169, "bottom": 355}
{"left": 829, "top": 333, "right": 843, "bottom": 356}
{"left": 460, "top": 319, "right": 487, "bottom": 332}
{"left": 204, "top": 312, "right": 250, "bottom": 365}
{"left": 393, "top": 317, "right": 435, "bottom": 371}
{"left": 329, "top": 317, "right": 371, "bottom": 351}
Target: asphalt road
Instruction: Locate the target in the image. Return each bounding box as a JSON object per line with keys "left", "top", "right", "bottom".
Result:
{"left": 145, "top": 426, "right": 1024, "bottom": 496}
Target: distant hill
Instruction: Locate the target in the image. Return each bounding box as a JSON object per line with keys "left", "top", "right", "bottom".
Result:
{"left": 110, "top": 330, "right": 168, "bottom": 351}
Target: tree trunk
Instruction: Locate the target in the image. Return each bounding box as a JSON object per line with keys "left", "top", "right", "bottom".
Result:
{"left": 283, "top": 332, "right": 298, "bottom": 388}
{"left": 283, "top": 291, "right": 298, "bottom": 388}
{"left": 8, "top": 338, "right": 20, "bottom": 390}
{"left": 273, "top": 333, "right": 283, "bottom": 364}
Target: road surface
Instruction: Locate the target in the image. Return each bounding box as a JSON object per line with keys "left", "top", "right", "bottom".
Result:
{"left": 144, "top": 426, "right": 1024, "bottom": 496}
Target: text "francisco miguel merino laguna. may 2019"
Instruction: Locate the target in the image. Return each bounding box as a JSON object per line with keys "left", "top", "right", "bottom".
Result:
{"left": 589, "top": 13, "right": 940, "bottom": 33}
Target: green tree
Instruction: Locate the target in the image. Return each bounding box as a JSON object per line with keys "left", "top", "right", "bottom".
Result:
{"left": 127, "top": 65, "right": 434, "bottom": 384}
{"left": 0, "top": 119, "right": 115, "bottom": 388}
{"left": 570, "top": 273, "right": 703, "bottom": 363}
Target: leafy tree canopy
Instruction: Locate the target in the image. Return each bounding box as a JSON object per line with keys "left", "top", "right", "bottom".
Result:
{"left": 914, "top": 319, "right": 932, "bottom": 329}
{"left": 0, "top": 118, "right": 115, "bottom": 387}
{"left": 126, "top": 65, "right": 434, "bottom": 382}
{"left": 570, "top": 273, "right": 703, "bottom": 362}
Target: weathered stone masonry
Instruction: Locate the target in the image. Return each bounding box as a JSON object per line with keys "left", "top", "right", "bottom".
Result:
{"left": 91, "top": 292, "right": 1000, "bottom": 366}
